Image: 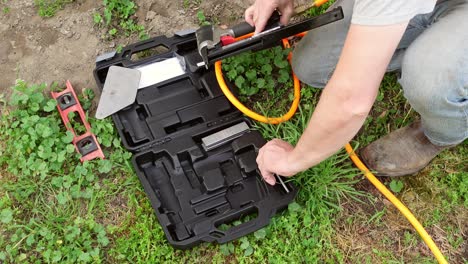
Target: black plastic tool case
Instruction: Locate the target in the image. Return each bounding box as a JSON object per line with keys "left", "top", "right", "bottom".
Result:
{"left": 94, "top": 33, "right": 297, "bottom": 249}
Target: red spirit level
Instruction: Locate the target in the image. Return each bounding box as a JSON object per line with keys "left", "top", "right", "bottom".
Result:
{"left": 51, "top": 80, "right": 105, "bottom": 162}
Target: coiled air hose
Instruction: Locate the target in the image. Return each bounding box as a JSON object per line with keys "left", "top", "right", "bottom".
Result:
{"left": 214, "top": 34, "right": 448, "bottom": 264}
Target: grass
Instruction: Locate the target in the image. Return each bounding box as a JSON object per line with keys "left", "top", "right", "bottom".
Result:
{"left": 34, "top": 0, "right": 75, "bottom": 17}
{"left": 182, "top": 0, "right": 218, "bottom": 25}
{"left": 183, "top": 0, "right": 202, "bottom": 9}
{"left": 0, "top": 81, "right": 133, "bottom": 263}
{"left": 33, "top": 0, "right": 149, "bottom": 39}
{"left": 1, "top": 0, "right": 10, "bottom": 15}
{"left": 93, "top": 0, "right": 148, "bottom": 40}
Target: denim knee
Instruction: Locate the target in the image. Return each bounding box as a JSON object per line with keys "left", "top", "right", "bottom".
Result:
{"left": 290, "top": 0, "right": 354, "bottom": 89}
{"left": 400, "top": 60, "right": 444, "bottom": 117}
{"left": 400, "top": 45, "right": 468, "bottom": 145}
{"left": 291, "top": 42, "right": 332, "bottom": 89}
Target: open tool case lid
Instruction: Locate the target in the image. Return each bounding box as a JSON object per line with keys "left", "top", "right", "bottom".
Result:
{"left": 94, "top": 32, "right": 297, "bottom": 249}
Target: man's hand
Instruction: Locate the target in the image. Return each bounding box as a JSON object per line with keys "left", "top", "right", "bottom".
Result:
{"left": 256, "top": 138, "right": 300, "bottom": 185}
{"left": 245, "top": 0, "right": 294, "bottom": 35}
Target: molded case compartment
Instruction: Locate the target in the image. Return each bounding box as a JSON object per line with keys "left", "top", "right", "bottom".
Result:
{"left": 133, "top": 129, "right": 295, "bottom": 248}
{"left": 111, "top": 70, "right": 239, "bottom": 150}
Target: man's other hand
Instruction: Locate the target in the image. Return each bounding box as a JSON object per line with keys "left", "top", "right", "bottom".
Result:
{"left": 245, "top": 0, "right": 294, "bottom": 35}
{"left": 256, "top": 138, "right": 299, "bottom": 185}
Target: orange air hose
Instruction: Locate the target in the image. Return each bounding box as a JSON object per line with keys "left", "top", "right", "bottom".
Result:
{"left": 215, "top": 35, "right": 301, "bottom": 124}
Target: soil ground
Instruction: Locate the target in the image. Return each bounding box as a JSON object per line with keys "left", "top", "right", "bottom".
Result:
{"left": 1, "top": 0, "right": 99, "bottom": 95}
{"left": 0, "top": 0, "right": 252, "bottom": 96}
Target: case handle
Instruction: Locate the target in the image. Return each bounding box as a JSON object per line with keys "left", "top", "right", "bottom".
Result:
{"left": 211, "top": 205, "right": 273, "bottom": 243}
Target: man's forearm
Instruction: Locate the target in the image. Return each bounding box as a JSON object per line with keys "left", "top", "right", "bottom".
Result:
{"left": 287, "top": 82, "right": 375, "bottom": 172}
{"left": 286, "top": 23, "right": 409, "bottom": 173}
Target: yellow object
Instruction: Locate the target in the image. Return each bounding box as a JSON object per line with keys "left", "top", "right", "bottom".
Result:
{"left": 344, "top": 144, "right": 448, "bottom": 264}
{"left": 313, "top": 0, "right": 330, "bottom": 7}
{"left": 214, "top": 38, "right": 300, "bottom": 125}
{"left": 214, "top": 34, "right": 448, "bottom": 263}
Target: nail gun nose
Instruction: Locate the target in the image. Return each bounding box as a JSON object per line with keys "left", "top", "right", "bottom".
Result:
{"left": 196, "top": 24, "right": 216, "bottom": 68}
{"left": 200, "top": 46, "right": 209, "bottom": 69}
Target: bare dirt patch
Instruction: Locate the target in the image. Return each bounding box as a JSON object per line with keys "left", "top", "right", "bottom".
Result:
{"left": 0, "top": 0, "right": 250, "bottom": 96}
{"left": 0, "top": 1, "right": 99, "bottom": 93}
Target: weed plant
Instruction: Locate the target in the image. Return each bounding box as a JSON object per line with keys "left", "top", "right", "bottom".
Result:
{"left": 93, "top": 0, "right": 148, "bottom": 39}
{"left": 0, "top": 81, "right": 132, "bottom": 262}
{"left": 35, "top": 0, "right": 74, "bottom": 17}
{"left": 222, "top": 46, "right": 293, "bottom": 114}
{"left": 196, "top": 10, "right": 211, "bottom": 26}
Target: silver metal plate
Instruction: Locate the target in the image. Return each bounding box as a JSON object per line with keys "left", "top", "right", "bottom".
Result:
{"left": 135, "top": 57, "right": 185, "bottom": 89}
{"left": 201, "top": 122, "right": 250, "bottom": 151}
{"left": 95, "top": 66, "right": 141, "bottom": 119}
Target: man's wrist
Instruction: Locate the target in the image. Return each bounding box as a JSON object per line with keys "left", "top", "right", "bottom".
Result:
{"left": 285, "top": 147, "right": 318, "bottom": 175}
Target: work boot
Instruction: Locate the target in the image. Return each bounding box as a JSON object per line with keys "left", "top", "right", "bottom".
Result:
{"left": 359, "top": 121, "right": 450, "bottom": 177}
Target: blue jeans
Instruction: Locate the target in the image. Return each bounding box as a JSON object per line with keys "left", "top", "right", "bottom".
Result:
{"left": 291, "top": 0, "right": 468, "bottom": 146}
